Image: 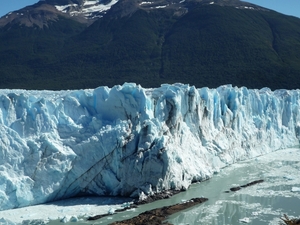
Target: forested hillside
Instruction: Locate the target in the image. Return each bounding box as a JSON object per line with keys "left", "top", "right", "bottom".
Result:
{"left": 1, "top": 2, "right": 300, "bottom": 90}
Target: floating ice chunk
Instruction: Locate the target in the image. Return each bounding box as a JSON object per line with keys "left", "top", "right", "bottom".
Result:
{"left": 284, "top": 175, "right": 295, "bottom": 180}
{"left": 22, "top": 219, "right": 49, "bottom": 224}
{"left": 291, "top": 187, "right": 300, "bottom": 192}
{"left": 60, "top": 216, "right": 70, "bottom": 223}
{"left": 108, "top": 207, "right": 116, "bottom": 215}
{"left": 239, "top": 217, "right": 250, "bottom": 223}
{"left": 70, "top": 216, "right": 79, "bottom": 222}
{"left": 122, "top": 202, "right": 131, "bottom": 208}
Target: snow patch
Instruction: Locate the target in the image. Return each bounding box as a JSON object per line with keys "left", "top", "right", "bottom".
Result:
{"left": 236, "top": 6, "right": 255, "bottom": 10}
{"left": 55, "top": 0, "right": 119, "bottom": 19}
{"left": 84, "top": 0, "right": 99, "bottom": 6}
{"left": 154, "top": 5, "right": 168, "bottom": 9}
{"left": 139, "top": 1, "right": 154, "bottom": 5}
{"left": 55, "top": 4, "right": 78, "bottom": 13}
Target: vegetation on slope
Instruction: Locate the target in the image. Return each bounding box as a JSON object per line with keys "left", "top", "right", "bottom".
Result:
{"left": 1, "top": 5, "right": 300, "bottom": 90}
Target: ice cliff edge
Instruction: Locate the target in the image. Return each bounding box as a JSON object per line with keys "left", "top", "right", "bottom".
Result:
{"left": 0, "top": 83, "right": 299, "bottom": 210}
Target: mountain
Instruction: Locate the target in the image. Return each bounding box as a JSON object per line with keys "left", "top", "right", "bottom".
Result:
{"left": 0, "top": 83, "right": 299, "bottom": 211}
{"left": 0, "top": 0, "right": 300, "bottom": 90}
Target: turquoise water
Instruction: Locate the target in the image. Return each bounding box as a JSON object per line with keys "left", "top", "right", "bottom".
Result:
{"left": 167, "top": 148, "right": 300, "bottom": 225}
{"left": 12, "top": 148, "right": 300, "bottom": 225}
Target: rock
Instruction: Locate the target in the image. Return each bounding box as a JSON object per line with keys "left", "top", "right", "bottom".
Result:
{"left": 230, "top": 187, "right": 241, "bottom": 192}
{"left": 229, "top": 179, "right": 264, "bottom": 192}
{"left": 110, "top": 197, "right": 208, "bottom": 225}
{"left": 280, "top": 214, "right": 300, "bottom": 225}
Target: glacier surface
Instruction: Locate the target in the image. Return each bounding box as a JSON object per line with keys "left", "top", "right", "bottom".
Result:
{"left": 0, "top": 83, "right": 299, "bottom": 210}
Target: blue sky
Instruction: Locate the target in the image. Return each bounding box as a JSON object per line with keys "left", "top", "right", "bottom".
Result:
{"left": 0, "top": 0, "right": 300, "bottom": 18}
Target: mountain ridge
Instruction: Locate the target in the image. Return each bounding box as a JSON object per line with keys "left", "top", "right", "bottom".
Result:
{"left": 0, "top": 0, "right": 269, "bottom": 27}
{"left": 0, "top": 0, "right": 300, "bottom": 90}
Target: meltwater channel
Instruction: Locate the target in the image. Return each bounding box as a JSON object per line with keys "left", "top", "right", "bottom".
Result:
{"left": 44, "top": 147, "right": 300, "bottom": 225}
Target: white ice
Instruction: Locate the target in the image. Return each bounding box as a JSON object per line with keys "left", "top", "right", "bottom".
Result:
{"left": 0, "top": 83, "right": 300, "bottom": 212}
{"left": 0, "top": 196, "right": 132, "bottom": 224}
{"left": 239, "top": 217, "right": 250, "bottom": 223}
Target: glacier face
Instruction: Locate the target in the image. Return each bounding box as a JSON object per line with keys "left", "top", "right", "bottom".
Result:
{"left": 0, "top": 83, "right": 299, "bottom": 210}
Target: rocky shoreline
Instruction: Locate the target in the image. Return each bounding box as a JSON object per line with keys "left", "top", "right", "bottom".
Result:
{"left": 87, "top": 179, "right": 265, "bottom": 224}
{"left": 88, "top": 190, "right": 182, "bottom": 221}
{"left": 109, "top": 197, "right": 208, "bottom": 225}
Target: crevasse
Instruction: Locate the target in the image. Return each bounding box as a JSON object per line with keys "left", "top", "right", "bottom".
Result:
{"left": 0, "top": 83, "right": 299, "bottom": 210}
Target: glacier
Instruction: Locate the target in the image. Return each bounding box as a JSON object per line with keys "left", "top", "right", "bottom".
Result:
{"left": 0, "top": 83, "right": 299, "bottom": 211}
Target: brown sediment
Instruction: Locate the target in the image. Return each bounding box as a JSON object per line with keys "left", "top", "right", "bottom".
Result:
{"left": 109, "top": 197, "right": 208, "bottom": 225}
{"left": 229, "top": 179, "right": 264, "bottom": 192}
{"left": 134, "top": 190, "right": 182, "bottom": 205}
{"left": 88, "top": 190, "right": 181, "bottom": 221}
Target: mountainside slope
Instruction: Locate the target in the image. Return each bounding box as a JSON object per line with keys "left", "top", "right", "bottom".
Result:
{"left": 0, "top": 0, "right": 300, "bottom": 90}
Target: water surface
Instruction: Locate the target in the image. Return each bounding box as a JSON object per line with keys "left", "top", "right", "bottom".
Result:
{"left": 2, "top": 148, "right": 300, "bottom": 225}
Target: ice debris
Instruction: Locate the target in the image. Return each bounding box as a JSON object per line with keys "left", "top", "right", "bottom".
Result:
{"left": 239, "top": 217, "right": 250, "bottom": 223}
{"left": 291, "top": 187, "right": 300, "bottom": 192}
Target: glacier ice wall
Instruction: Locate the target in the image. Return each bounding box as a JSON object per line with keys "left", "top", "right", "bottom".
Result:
{"left": 0, "top": 83, "right": 300, "bottom": 210}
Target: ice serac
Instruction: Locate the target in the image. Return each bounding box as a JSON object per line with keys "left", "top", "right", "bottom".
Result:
{"left": 0, "top": 83, "right": 299, "bottom": 210}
